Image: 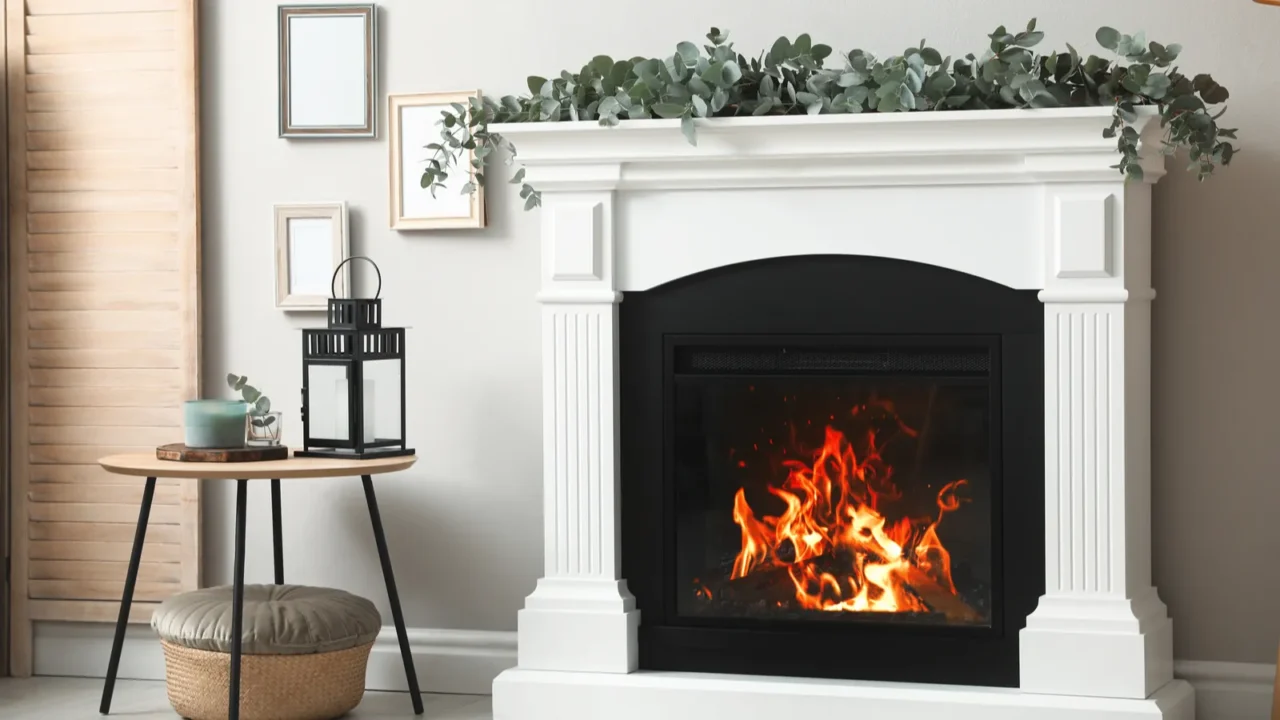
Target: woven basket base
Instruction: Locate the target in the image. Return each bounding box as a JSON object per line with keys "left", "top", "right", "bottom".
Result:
{"left": 160, "top": 640, "right": 372, "bottom": 720}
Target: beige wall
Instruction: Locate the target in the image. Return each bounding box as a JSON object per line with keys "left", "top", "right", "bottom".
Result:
{"left": 200, "top": 0, "right": 1280, "bottom": 665}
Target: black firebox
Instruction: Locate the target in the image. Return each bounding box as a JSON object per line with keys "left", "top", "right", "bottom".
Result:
{"left": 619, "top": 255, "right": 1044, "bottom": 687}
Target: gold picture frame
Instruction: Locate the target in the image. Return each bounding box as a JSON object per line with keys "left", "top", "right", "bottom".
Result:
{"left": 388, "top": 91, "right": 486, "bottom": 230}
{"left": 278, "top": 4, "right": 377, "bottom": 138}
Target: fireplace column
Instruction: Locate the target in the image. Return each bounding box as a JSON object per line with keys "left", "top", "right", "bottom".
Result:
{"left": 1019, "top": 183, "right": 1175, "bottom": 699}
{"left": 518, "top": 185, "right": 640, "bottom": 673}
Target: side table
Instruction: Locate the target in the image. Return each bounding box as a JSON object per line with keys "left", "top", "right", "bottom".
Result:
{"left": 95, "top": 454, "right": 424, "bottom": 719}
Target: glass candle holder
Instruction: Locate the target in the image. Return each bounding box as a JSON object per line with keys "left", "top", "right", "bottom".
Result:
{"left": 183, "top": 400, "right": 249, "bottom": 449}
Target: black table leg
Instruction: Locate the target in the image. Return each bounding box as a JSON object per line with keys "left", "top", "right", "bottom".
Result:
{"left": 228, "top": 479, "right": 248, "bottom": 720}
{"left": 271, "top": 478, "right": 284, "bottom": 585}
{"left": 100, "top": 476, "right": 156, "bottom": 715}
{"left": 362, "top": 474, "right": 424, "bottom": 715}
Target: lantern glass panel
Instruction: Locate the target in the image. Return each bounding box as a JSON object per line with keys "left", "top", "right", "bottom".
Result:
{"left": 305, "top": 362, "right": 349, "bottom": 445}
{"left": 363, "top": 357, "right": 403, "bottom": 444}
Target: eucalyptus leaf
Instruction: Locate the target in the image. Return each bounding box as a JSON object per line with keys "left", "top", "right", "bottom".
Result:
{"left": 652, "top": 102, "right": 688, "bottom": 119}
{"left": 769, "top": 36, "right": 791, "bottom": 64}
{"left": 590, "top": 55, "right": 614, "bottom": 77}
{"left": 681, "top": 114, "right": 697, "bottom": 145}
{"left": 1029, "top": 92, "right": 1060, "bottom": 108}
{"left": 701, "top": 61, "right": 726, "bottom": 86}
{"left": 793, "top": 34, "right": 812, "bottom": 56}
{"left": 598, "top": 96, "right": 621, "bottom": 116}
{"left": 633, "top": 58, "right": 661, "bottom": 83}
{"left": 677, "top": 41, "right": 700, "bottom": 65}
{"left": 722, "top": 60, "right": 742, "bottom": 85}
{"left": 710, "top": 87, "right": 728, "bottom": 112}
{"left": 1096, "top": 27, "right": 1121, "bottom": 50}
{"left": 1201, "top": 83, "right": 1229, "bottom": 105}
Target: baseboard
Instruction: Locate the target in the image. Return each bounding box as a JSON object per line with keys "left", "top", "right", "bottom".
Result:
{"left": 366, "top": 627, "right": 517, "bottom": 695}
{"left": 31, "top": 621, "right": 516, "bottom": 696}
{"left": 29, "top": 622, "right": 1271, "bottom": 718}
{"left": 1174, "top": 660, "right": 1275, "bottom": 720}
{"left": 33, "top": 622, "right": 165, "bottom": 681}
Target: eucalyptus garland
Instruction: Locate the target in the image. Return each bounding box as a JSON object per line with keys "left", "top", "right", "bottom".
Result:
{"left": 424, "top": 21, "right": 1236, "bottom": 210}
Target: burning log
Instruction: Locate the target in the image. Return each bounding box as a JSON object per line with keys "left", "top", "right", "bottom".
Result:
{"left": 699, "top": 566, "right": 799, "bottom": 608}
{"left": 900, "top": 564, "right": 981, "bottom": 624}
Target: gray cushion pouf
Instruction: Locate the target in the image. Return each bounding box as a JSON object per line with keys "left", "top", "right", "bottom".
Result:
{"left": 151, "top": 584, "right": 381, "bottom": 720}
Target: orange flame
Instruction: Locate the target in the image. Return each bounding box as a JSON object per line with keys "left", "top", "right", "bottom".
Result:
{"left": 728, "top": 410, "right": 974, "bottom": 618}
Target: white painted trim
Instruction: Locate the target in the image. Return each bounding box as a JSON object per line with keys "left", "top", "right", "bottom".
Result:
{"left": 31, "top": 622, "right": 515, "bottom": 696}
{"left": 1175, "top": 660, "right": 1276, "bottom": 720}
{"left": 367, "top": 628, "right": 517, "bottom": 695}
{"left": 495, "top": 663, "right": 1278, "bottom": 720}
{"left": 494, "top": 669, "right": 1196, "bottom": 720}
{"left": 493, "top": 107, "right": 1167, "bottom": 192}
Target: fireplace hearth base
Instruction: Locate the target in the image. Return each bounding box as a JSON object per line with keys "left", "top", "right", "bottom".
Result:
{"left": 495, "top": 670, "right": 1193, "bottom": 720}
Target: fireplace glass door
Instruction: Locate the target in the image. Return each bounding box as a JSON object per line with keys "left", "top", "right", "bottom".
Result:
{"left": 672, "top": 342, "right": 996, "bottom": 629}
{"left": 619, "top": 254, "right": 1044, "bottom": 686}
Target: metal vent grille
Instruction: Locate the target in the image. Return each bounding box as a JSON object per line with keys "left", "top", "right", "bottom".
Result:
{"left": 676, "top": 346, "right": 991, "bottom": 375}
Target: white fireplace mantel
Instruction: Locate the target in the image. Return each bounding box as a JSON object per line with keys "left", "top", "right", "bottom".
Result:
{"left": 491, "top": 107, "right": 1193, "bottom": 720}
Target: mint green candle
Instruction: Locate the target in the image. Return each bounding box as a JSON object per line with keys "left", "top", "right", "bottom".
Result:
{"left": 184, "top": 400, "right": 249, "bottom": 449}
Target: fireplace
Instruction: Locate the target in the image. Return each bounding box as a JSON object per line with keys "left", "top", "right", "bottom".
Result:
{"left": 494, "top": 108, "right": 1190, "bottom": 720}
{"left": 621, "top": 255, "right": 1042, "bottom": 685}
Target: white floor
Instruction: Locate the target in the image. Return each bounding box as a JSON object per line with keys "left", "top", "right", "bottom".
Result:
{"left": 0, "top": 676, "right": 493, "bottom": 719}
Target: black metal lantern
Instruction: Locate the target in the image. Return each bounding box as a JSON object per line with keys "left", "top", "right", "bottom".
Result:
{"left": 298, "top": 257, "right": 414, "bottom": 459}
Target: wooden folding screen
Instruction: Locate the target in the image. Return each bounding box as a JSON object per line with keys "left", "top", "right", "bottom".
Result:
{"left": 6, "top": 0, "right": 201, "bottom": 675}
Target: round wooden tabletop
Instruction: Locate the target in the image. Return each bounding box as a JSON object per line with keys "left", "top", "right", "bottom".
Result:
{"left": 98, "top": 453, "right": 416, "bottom": 480}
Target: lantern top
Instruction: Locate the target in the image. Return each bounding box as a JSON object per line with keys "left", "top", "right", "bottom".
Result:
{"left": 328, "top": 256, "right": 382, "bottom": 330}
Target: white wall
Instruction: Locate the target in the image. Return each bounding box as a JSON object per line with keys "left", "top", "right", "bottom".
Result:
{"left": 199, "top": 0, "right": 1280, "bottom": 674}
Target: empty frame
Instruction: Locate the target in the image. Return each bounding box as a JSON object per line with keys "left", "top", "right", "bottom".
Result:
{"left": 389, "top": 92, "right": 487, "bottom": 230}
{"left": 275, "top": 203, "right": 350, "bottom": 310}
{"left": 279, "top": 5, "right": 377, "bottom": 138}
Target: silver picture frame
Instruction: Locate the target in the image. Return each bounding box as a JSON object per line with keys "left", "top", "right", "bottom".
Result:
{"left": 278, "top": 4, "right": 377, "bottom": 138}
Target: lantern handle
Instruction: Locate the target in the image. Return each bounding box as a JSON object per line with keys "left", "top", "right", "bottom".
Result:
{"left": 331, "top": 256, "right": 382, "bottom": 300}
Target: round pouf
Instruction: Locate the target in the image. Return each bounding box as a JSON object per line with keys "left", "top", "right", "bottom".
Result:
{"left": 152, "top": 584, "right": 381, "bottom": 720}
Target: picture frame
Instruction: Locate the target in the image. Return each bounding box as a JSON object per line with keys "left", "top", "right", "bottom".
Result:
{"left": 274, "top": 202, "right": 350, "bottom": 310}
{"left": 389, "top": 91, "right": 486, "bottom": 230}
{"left": 278, "top": 4, "right": 377, "bottom": 138}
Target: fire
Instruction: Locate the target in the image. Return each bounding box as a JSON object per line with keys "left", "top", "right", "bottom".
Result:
{"left": 726, "top": 409, "right": 976, "bottom": 621}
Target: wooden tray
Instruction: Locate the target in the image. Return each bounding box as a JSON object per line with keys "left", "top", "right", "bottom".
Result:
{"left": 157, "top": 444, "right": 289, "bottom": 463}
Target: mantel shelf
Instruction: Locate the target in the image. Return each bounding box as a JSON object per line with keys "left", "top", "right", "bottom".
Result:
{"left": 492, "top": 106, "right": 1164, "bottom": 190}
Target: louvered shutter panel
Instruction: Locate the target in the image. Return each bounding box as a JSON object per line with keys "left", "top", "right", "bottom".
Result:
{"left": 6, "top": 0, "right": 201, "bottom": 675}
